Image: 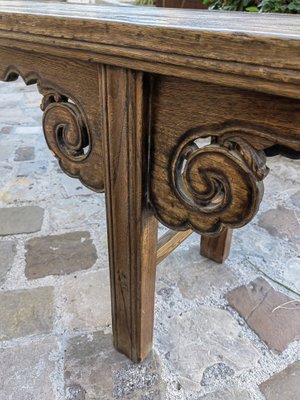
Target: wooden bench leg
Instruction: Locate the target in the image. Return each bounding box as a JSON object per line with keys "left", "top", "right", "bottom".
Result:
{"left": 200, "top": 229, "right": 233, "bottom": 263}
{"left": 102, "top": 65, "right": 158, "bottom": 362}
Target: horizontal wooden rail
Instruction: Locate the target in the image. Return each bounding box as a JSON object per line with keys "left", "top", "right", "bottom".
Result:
{"left": 157, "top": 229, "right": 192, "bottom": 265}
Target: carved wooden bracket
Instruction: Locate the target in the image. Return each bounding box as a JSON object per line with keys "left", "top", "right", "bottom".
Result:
{"left": 0, "top": 52, "right": 105, "bottom": 193}
{"left": 150, "top": 123, "right": 273, "bottom": 236}
{"left": 40, "top": 89, "right": 90, "bottom": 162}
{"left": 38, "top": 86, "right": 103, "bottom": 191}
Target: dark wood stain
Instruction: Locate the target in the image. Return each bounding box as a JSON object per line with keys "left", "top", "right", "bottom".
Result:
{"left": 0, "top": 2, "right": 299, "bottom": 362}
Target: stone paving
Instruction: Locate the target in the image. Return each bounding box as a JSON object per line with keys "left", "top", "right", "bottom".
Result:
{"left": 0, "top": 68, "right": 300, "bottom": 400}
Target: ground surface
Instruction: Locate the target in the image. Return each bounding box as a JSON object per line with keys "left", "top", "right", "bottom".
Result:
{"left": 0, "top": 6, "right": 300, "bottom": 399}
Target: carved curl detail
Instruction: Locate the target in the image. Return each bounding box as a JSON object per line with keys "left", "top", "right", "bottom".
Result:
{"left": 0, "top": 67, "right": 104, "bottom": 192}
{"left": 40, "top": 89, "right": 91, "bottom": 162}
{"left": 150, "top": 123, "right": 272, "bottom": 236}
{"left": 171, "top": 135, "right": 268, "bottom": 234}
{"left": 38, "top": 86, "right": 104, "bottom": 192}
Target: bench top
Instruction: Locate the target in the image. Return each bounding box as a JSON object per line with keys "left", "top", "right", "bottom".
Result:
{"left": 0, "top": 1, "right": 299, "bottom": 36}
{"left": 0, "top": 2, "right": 299, "bottom": 98}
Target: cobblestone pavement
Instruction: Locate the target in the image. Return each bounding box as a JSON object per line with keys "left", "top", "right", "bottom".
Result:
{"left": 0, "top": 72, "right": 300, "bottom": 399}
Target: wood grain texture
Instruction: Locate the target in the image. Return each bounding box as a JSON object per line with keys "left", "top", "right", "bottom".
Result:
{"left": 0, "top": 3, "right": 300, "bottom": 99}
{"left": 157, "top": 229, "right": 192, "bottom": 265}
{"left": 200, "top": 229, "right": 233, "bottom": 263}
{"left": 0, "top": 47, "right": 104, "bottom": 192}
{"left": 150, "top": 75, "right": 300, "bottom": 236}
{"left": 101, "top": 65, "right": 158, "bottom": 362}
{"left": 0, "top": 3, "right": 299, "bottom": 363}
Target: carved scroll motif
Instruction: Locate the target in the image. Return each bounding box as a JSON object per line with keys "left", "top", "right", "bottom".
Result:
{"left": 1, "top": 66, "right": 104, "bottom": 193}
{"left": 39, "top": 86, "right": 104, "bottom": 192}
{"left": 41, "top": 89, "right": 90, "bottom": 161}
{"left": 151, "top": 123, "right": 271, "bottom": 236}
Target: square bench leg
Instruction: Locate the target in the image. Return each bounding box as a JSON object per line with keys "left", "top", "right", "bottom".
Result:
{"left": 200, "top": 229, "right": 233, "bottom": 264}
{"left": 102, "top": 65, "right": 158, "bottom": 362}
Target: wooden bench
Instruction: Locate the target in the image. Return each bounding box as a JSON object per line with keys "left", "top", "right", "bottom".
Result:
{"left": 0, "top": 1, "right": 299, "bottom": 362}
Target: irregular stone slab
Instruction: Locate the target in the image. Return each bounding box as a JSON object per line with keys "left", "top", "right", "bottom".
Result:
{"left": 283, "top": 257, "right": 300, "bottom": 292}
{"left": 16, "top": 160, "right": 48, "bottom": 177}
{"left": 258, "top": 206, "right": 300, "bottom": 245}
{"left": 0, "top": 240, "right": 16, "bottom": 282}
{"left": 226, "top": 278, "right": 300, "bottom": 352}
{"left": 65, "top": 331, "right": 166, "bottom": 400}
{"left": 158, "top": 242, "right": 237, "bottom": 300}
{"left": 199, "top": 389, "right": 251, "bottom": 400}
{"left": 265, "top": 156, "right": 299, "bottom": 185}
{"left": 0, "top": 287, "right": 54, "bottom": 340}
{"left": 15, "top": 125, "right": 42, "bottom": 135}
{"left": 0, "top": 91, "right": 25, "bottom": 104}
{"left": 0, "top": 175, "right": 55, "bottom": 204}
{"left": 158, "top": 306, "right": 259, "bottom": 391}
{"left": 60, "top": 174, "right": 92, "bottom": 197}
{"left": 48, "top": 197, "right": 105, "bottom": 230}
{"left": 0, "top": 337, "right": 58, "bottom": 400}
{"left": 262, "top": 171, "right": 296, "bottom": 201}
{"left": 0, "top": 144, "right": 14, "bottom": 161}
{"left": 61, "top": 270, "right": 111, "bottom": 331}
{"left": 260, "top": 361, "right": 300, "bottom": 400}
{"left": 0, "top": 163, "right": 13, "bottom": 174}
{"left": 0, "top": 126, "right": 12, "bottom": 134}
{"left": 25, "top": 231, "right": 97, "bottom": 279}
{"left": 231, "top": 225, "right": 284, "bottom": 263}
{"left": 0, "top": 107, "right": 36, "bottom": 126}
{"left": 291, "top": 190, "right": 300, "bottom": 209}
{"left": 0, "top": 206, "right": 44, "bottom": 235}
{"left": 14, "top": 146, "right": 35, "bottom": 161}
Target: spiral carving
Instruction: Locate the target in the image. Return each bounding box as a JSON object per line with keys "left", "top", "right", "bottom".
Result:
{"left": 166, "top": 131, "right": 269, "bottom": 235}
{"left": 41, "top": 90, "right": 90, "bottom": 162}
{"left": 0, "top": 66, "right": 104, "bottom": 192}
{"left": 38, "top": 87, "right": 104, "bottom": 192}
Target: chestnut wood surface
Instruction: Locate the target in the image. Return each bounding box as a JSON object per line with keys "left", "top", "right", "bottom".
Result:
{"left": 200, "top": 229, "right": 233, "bottom": 264}
{"left": 0, "top": 2, "right": 299, "bottom": 362}
{"left": 157, "top": 229, "right": 193, "bottom": 265}
{"left": 101, "top": 65, "right": 158, "bottom": 362}
{"left": 0, "top": 46, "right": 105, "bottom": 192}
{"left": 150, "top": 75, "right": 300, "bottom": 236}
{"left": 0, "top": 2, "right": 300, "bottom": 99}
